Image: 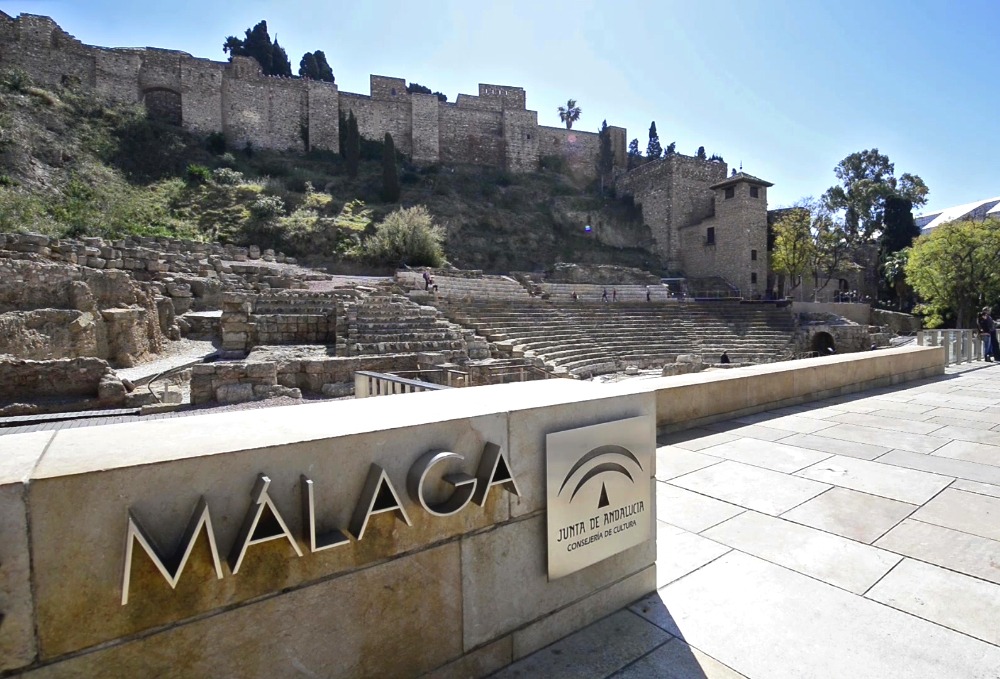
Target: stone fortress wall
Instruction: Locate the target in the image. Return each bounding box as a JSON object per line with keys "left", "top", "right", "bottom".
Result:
{"left": 0, "top": 12, "right": 626, "bottom": 177}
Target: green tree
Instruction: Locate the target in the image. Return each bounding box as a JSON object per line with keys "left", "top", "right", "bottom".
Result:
{"left": 597, "top": 120, "right": 614, "bottom": 194}
{"left": 224, "top": 21, "right": 275, "bottom": 75}
{"left": 406, "top": 82, "right": 446, "bottom": 102}
{"left": 906, "top": 219, "right": 1000, "bottom": 328}
{"left": 345, "top": 111, "right": 360, "bottom": 178}
{"left": 771, "top": 207, "right": 816, "bottom": 298}
{"left": 271, "top": 38, "right": 292, "bottom": 77}
{"left": 883, "top": 248, "right": 912, "bottom": 311}
{"left": 664, "top": 141, "right": 676, "bottom": 156}
{"left": 878, "top": 196, "right": 921, "bottom": 305}
{"left": 382, "top": 132, "right": 400, "bottom": 202}
{"left": 299, "top": 50, "right": 335, "bottom": 82}
{"left": 696, "top": 146, "right": 707, "bottom": 160}
{"left": 646, "top": 122, "right": 662, "bottom": 158}
{"left": 627, "top": 138, "right": 641, "bottom": 170}
{"left": 360, "top": 205, "right": 445, "bottom": 266}
{"left": 558, "top": 99, "right": 581, "bottom": 129}
{"left": 822, "top": 148, "right": 929, "bottom": 244}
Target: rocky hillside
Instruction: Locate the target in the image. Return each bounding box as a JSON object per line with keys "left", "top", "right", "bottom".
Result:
{"left": 0, "top": 68, "right": 655, "bottom": 273}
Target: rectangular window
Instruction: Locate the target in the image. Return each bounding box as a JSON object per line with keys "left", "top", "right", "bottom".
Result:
{"left": 725, "top": 187, "right": 735, "bottom": 199}
{"left": 706, "top": 227, "right": 715, "bottom": 245}
{"left": 750, "top": 186, "right": 760, "bottom": 198}
{"left": 751, "top": 272, "right": 758, "bottom": 284}
{"left": 751, "top": 249, "right": 757, "bottom": 261}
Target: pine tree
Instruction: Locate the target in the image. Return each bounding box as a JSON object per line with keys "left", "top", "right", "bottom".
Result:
{"left": 664, "top": 141, "right": 676, "bottom": 156}
{"left": 382, "top": 133, "right": 400, "bottom": 202}
{"left": 646, "top": 122, "right": 662, "bottom": 159}
{"left": 696, "top": 146, "right": 707, "bottom": 159}
{"left": 345, "top": 111, "right": 360, "bottom": 178}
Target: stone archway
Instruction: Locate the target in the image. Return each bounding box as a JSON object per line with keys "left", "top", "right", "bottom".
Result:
{"left": 812, "top": 331, "right": 836, "bottom": 355}
{"left": 143, "top": 88, "right": 182, "bottom": 126}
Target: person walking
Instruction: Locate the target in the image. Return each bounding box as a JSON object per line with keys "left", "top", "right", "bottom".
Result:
{"left": 602, "top": 288, "right": 609, "bottom": 303}
{"left": 646, "top": 286, "right": 651, "bottom": 302}
{"left": 979, "top": 307, "right": 997, "bottom": 361}
{"left": 612, "top": 288, "right": 618, "bottom": 302}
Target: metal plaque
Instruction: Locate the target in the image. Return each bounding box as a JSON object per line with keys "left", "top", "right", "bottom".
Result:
{"left": 546, "top": 416, "right": 653, "bottom": 580}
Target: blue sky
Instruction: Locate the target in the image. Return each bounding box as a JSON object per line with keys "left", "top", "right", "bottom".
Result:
{"left": 4, "top": 0, "right": 997, "bottom": 215}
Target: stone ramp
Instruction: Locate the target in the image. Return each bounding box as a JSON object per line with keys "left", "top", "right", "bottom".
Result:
{"left": 498, "top": 363, "right": 1000, "bottom": 678}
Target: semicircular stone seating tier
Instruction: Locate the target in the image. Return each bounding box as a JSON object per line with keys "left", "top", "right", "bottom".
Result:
{"left": 396, "top": 273, "right": 797, "bottom": 377}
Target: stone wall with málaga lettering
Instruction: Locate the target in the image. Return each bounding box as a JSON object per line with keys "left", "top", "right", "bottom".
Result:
{"left": 0, "top": 379, "right": 656, "bottom": 677}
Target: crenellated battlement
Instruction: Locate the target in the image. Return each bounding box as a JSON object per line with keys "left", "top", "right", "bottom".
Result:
{"left": 0, "top": 13, "right": 625, "bottom": 177}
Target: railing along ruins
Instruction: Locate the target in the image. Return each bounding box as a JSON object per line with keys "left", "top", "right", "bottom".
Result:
{"left": 917, "top": 329, "right": 981, "bottom": 365}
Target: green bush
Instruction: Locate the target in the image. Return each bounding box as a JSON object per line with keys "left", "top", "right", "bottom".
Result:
{"left": 1, "top": 68, "right": 33, "bottom": 93}
{"left": 359, "top": 205, "right": 445, "bottom": 267}
{"left": 186, "top": 164, "right": 211, "bottom": 185}
{"left": 206, "top": 131, "right": 227, "bottom": 155}
{"left": 249, "top": 194, "right": 285, "bottom": 221}
{"left": 211, "top": 167, "right": 244, "bottom": 186}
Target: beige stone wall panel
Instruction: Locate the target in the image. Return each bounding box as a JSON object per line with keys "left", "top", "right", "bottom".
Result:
{"left": 23, "top": 543, "right": 463, "bottom": 679}
{"left": 460, "top": 514, "right": 655, "bottom": 650}
{"left": 26, "top": 408, "right": 508, "bottom": 657}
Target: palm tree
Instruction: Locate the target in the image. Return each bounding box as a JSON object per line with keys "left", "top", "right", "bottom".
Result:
{"left": 558, "top": 99, "right": 581, "bottom": 130}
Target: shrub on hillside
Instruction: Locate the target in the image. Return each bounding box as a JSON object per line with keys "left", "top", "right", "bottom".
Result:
{"left": 359, "top": 205, "right": 445, "bottom": 267}
{"left": 186, "top": 164, "right": 211, "bottom": 185}
{"left": 212, "top": 167, "right": 244, "bottom": 186}
{"left": 206, "top": 131, "right": 227, "bottom": 155}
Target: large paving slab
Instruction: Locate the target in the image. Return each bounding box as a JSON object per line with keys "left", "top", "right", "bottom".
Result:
{"left": 926, "top": 406, "right": 1000, "bottom": 425}
{"left": 696, "top": 437, "right": 831, "bottom": 474}
{"left": 655, "top": 521, "right": 730, "bottom": 588}
{"left": 875, "top": 518, "right": 1000, "bottom": 585}
{"left": 660, "top": 430, "right": 739, "bottom": 452}
{"left": 734, "top": 414, "right": 838, "bottom": 434}
{"left": 654, "top": 445, "right": 722, "bottom": 481}
{"left": 953, "top": 479, "right": 1000, "bottom": 498}
{"left": 491, "top": 610, "right": 670, "bottom": 679}
{"left": 812, "top": 422, "right": 948, "bottom": 454}
{"left": 703, "top": 422, "right": 794, "bottom": 442}
{"left": 776, "top": 432, "right": 891, "bottom": 460}
{"left": 932, "top": 439, "right": 1000, "bottom": 466}
{"left": 931, "top": 424, "right": 1000, "bottom": 446}
{"left": 669, "top": 460, "right": 830, "bottom": 516}
{"left": 796, "top": 454, "right": 952, "bottom": 505}
{"left": 867, "top": 558, "right": 1000, "bottom": 646}
{"left": 655, "top": 482, "right": 744, "bottom": 533}
{"left": 702, "top": 511, "right": 900, "bottom": 594}
{"left": 610, "top": 637, "right": 748, "bottom": 679}
{"left": 910, "top": 487, "right": 1000, "bottom": 541}
{"left": 827, "top": 411, "right": 945, "bottom": 435}
{"left": 877, "top": 449, "right": 1000, "bottom": 486}
{"left": 780, "top": 486, "right": 916, "bottom": 543}
{"left": 630, "top": 550, "right": 1000, "bottom": 679}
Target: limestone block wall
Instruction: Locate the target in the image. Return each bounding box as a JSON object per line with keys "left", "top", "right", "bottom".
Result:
{"left": 678, "top": 182, "right": 768, "bottom": 295}
{"left": 439, "top": 104, "right": 505, "bottom": 166}
{"left": 616, "top": 155, "right": 729, "bottom": 267}
{"left": 340, "top": 91, "right": 413, "bottom": 155}
{"left": 219, "top": 292, "right": 338, "bottom": 353}
{"left": 189, "top": 361, "right": 301, "bottom": 405}
{"left": 0, "top": 379, "right": 656, "bottom": 676}
{"left": 0, "top": 257, "right": 164, "bottom": 366}
{"left": 0, "top": 14, "right": 626, "bottom": 177}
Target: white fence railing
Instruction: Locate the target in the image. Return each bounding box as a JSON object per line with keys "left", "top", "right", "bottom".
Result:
{"left": 354, "top": 371, "right": 452, "bottom": 398}
{"left": 917, "top": 329, "right": 982, "bottom": 365}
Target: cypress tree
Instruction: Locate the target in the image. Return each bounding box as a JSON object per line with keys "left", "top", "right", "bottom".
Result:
{"left": 696, "top": 146, "right": 707, "bottom": 159}
{"left": 646, "top": 122, "right": 662, "bottom": 159}
{"left": 271, "top": 38, "right": 292, "bottom": 76}
{"left": 597, "top": 120, "right": 614, "bottom": 193}
{"left": 345, "top": 111, "right": 360, "bottom": 178}
{"left": 382, "top": 133, "right": 400, "bottom": 202}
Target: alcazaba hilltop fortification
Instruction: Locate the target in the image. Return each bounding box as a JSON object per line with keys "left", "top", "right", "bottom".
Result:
{"left": 0, "top": 11, "right": 773, "bottom": 293}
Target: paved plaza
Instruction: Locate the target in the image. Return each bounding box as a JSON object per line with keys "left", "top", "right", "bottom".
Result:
{"left": 497, "top": 364, "right": 1000, "bottom": 678}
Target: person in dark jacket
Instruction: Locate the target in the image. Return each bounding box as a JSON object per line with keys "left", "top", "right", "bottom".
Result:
{"left": 978, "top": 307, "right": 999, "bottom": 361}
